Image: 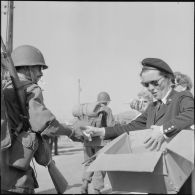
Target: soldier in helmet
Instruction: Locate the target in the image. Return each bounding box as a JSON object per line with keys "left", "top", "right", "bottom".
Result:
{"left": 1, "top": 45, "right": 84, "bottom": 194}
{"left": 96, "top": 92, "right": 116, "bottom": 127}
{"left": 81, "top": 91, "right": 115, "bottom": 194}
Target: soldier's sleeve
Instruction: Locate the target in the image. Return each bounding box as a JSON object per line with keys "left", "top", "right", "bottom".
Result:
{"left": 26, "top": 85, "right": 73, "bottom": 137}
{"left": 104, "top": 109, "right": 148, "bottom": 140}
{"left": 41, "top": 119, "right": 74, "bottom": 138}
{"left": 163, "top": 93, "right": 194, "bottom": 137}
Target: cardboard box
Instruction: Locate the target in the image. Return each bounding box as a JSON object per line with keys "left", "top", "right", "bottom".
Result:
{"left": 87, "top": 129, "right": 194, "bottom": 194}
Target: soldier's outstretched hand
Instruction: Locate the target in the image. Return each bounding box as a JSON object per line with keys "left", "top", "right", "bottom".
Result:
{"left": 70, "top": 126, "right": 85, "bottom": 142}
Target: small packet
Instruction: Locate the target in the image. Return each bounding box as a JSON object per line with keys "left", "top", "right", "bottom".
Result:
{"left": 83, "top": 131, "right": 92, "bottom": 141}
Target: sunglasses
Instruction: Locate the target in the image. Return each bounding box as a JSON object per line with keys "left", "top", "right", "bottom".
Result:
{"left": 141, "top": 77, "right": 164, "bottom": 88}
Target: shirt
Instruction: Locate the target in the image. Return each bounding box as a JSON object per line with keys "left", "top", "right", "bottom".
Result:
{"left": 153, "top": 88, "right": 172, "bottom": 138}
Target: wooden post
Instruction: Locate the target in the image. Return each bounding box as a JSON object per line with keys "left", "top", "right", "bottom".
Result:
{"left": 6, "top": 1, "right": 14, "bottom": 54}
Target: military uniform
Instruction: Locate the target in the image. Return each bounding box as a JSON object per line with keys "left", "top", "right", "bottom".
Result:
{"left": 1, "top": 73, "right": 76, "bottom": 193}
{"left": 82, "top": 103, "right": 116, "bottom": 193}
{"left": 1, "top": 75, "right": 38, "bottom": 194}
{"left": 1, "top": 44, "right": 83, "bottom": 193}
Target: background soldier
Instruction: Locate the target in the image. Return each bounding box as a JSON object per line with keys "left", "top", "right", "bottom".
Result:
{"left": 81, "top": 91, "right": 116, "bottom": 194}
{"left": 1, "top": 45, "right": 84, "bottom": 194}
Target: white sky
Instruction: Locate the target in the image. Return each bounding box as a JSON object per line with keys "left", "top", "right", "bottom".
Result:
{"left": 1, "top": 2, "right": 194, "bottom": 122}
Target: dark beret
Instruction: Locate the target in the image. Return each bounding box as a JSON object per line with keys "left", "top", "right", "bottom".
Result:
{"left": 141, "top": 58, "right": 174, "bottom": 75}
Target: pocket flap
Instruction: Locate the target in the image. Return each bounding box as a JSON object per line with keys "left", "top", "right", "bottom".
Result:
{"left": 17, "top": 131, "right": 37, "bottom": 150}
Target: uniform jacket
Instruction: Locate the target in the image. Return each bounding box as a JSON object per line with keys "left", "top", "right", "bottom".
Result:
{"left": 1, "top": 76, "right": 72, "bottom": 192}
{"left": 105, "top": 89, "right": 194, "bottom": 139}
{"left": 3, "top": 77, "right": 72, "bottom": 137}
{"left": 84, "top": 103, "right": 116, "bottom": 146}
{"left": 98, "top": 104, "right": 116, "bottom": 127}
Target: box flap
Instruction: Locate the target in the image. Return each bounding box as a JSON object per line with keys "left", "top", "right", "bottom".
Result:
{"left": 166, "top": 129, "right": 194, "bottom": 164}
{"left": 164, "top": 149, "right": 194, "bottom": 192}
{"left": 87, "top": 152, "right": 163, "bottom": 173}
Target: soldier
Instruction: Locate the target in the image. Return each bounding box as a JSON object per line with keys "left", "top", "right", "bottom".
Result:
{"left": 1, "top": 45, "right": 84, "bottom": 194}
{"left": 81, "top": 91, "right": 115, "bottom": 194}
{"left": 49, "top": 136, "right": 59, "bottom": 155}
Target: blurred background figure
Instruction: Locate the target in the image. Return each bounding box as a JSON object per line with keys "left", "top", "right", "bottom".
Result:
{"left": 72, "top": 91, "right": 115, "bottom": 194}
{"left": 49, "top": 136, "right": 59, "bottom": 155}
{"left": 173, "top": 71, "right": 193, "bottom": 92}
{"left": 114, "top": 90, "right": 153, "bottom": 124}
{"left": 172, "top": 72, "right": 194, "bottom": 194}
{"left": 130, "top": 89, "right": 153, "bottom": 113}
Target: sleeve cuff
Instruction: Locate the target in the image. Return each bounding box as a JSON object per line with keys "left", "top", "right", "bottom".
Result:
{"left": 161, "top": 126, "right": 169, "bottom": 139}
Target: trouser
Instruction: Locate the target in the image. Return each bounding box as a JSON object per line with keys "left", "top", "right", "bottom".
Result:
{"left": 92, "top": 170, "right": 106, "bottom": 190}
{"left": 82, "top": 145, "right": 106, "bottom": 190}
{"left": 49, "top": 136, "right": 58, "bottom": 155}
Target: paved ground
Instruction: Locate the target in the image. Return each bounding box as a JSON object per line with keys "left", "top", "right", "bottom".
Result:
{"left": 33, "top": 136, "right": 112, "bottom": 194}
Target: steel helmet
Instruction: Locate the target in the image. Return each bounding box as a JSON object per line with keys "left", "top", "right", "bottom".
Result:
{"left": 11, "top": 45, "right": 48, "bottom": 69}
{"left": 97, "top": 91, "right": 111, "bottom": 103}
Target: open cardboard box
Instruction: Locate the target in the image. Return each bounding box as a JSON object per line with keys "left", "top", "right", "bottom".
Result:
{"left": 87, "top": 129, "right": 194, "bottom": 194}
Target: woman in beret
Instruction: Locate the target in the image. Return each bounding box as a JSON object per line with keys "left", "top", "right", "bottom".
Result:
{"left": 84, "top": 58, "right": 194, "bottom": 151}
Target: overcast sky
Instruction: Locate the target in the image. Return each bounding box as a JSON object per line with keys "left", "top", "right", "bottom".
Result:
{"left": 1, "top": 2, "right": 194, "bottom": 122}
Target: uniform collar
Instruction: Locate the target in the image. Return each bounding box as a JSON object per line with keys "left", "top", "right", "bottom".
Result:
{"left": 153, "top": 87, "right": 172, "bottom": 104}
{"left": 161, "top": 88, "right": 172, "bottom": 104}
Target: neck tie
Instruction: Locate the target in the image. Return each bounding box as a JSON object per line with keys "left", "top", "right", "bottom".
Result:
{"left": 155, "top": 100, "right": 163, "bottom": 116}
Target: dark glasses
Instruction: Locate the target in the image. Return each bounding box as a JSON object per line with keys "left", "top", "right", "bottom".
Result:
{"left": 141, "top": 77, "right": 164, "bottom": 88}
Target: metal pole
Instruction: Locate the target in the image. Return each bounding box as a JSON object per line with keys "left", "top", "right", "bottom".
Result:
{"left": 78, "top": 79, "right": 81, "bottom": 105}
{"left": 6, "top": 1, "right": 14, "bottom": 54}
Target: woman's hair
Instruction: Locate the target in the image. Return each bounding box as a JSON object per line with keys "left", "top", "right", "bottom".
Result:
{"left": 174, "top": 71, "right": 193, "bottom": 91}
